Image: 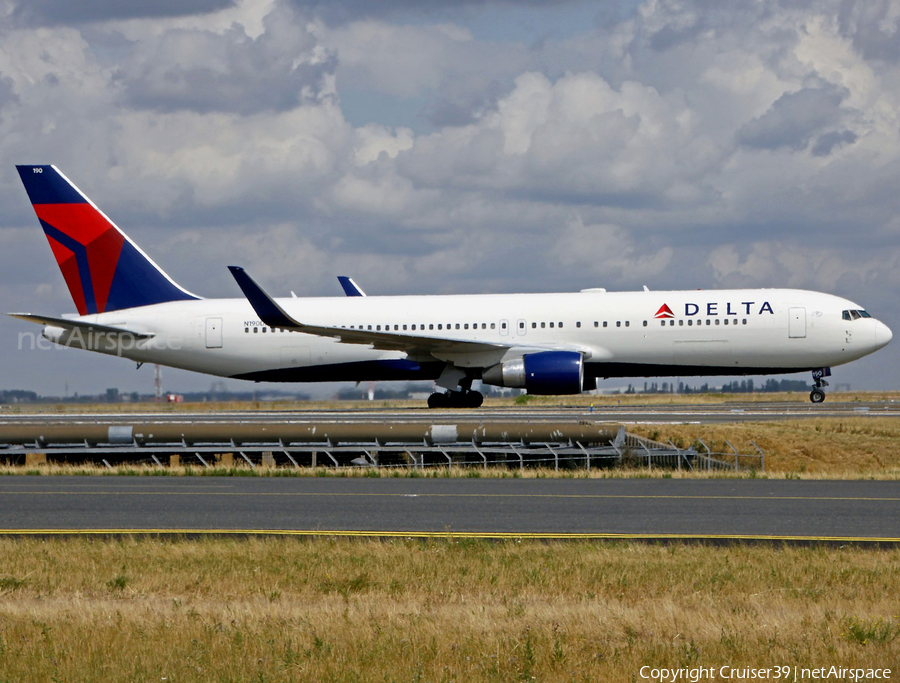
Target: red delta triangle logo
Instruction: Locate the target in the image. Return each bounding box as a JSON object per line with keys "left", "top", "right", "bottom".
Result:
{"left": 654, "top": 304, "right": 675, "bottom": 319}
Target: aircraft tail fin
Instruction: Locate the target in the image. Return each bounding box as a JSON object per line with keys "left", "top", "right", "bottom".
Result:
{"left": 15, "top": 165, "right": 199, "bottom": 314}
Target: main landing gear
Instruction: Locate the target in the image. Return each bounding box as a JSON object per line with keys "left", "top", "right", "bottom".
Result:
{"left": 809, "top": 367, "right": 831, "bottom": 403}
{"left": 427, "top": 390, "right": 484, "bottom": 409}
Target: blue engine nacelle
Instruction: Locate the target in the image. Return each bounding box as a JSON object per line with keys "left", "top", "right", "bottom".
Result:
{"left": 481, "top": 351, "right": 584, "bottom": 395}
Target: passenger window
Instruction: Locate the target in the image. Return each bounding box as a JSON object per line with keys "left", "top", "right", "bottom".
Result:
{"left": 491, "top": 323, "right": 495, "bottom": 329}
{"left": 603, "top": 322, "right": 608, "bottom": 328}
{"left": 715, "top": 319, "right": 720, "bottom": 325}
{"left": 576, "top": 322, "right": 581, "bottom": 328}
{"left": 616, "top": 321, "right": 621, "bottom": 328}
{"left": 669, "top": 320, "right": 674, "bottom": 326}
{"left": 687, "top": 320, "right": 692, "bottom": 326}
{"left": 679, "top": 320, "right": 684, "bottom": 326}
{"left": 625, "top": 321, "right": 630, "bottom": 327}
{"left": 594, "top": 321, "right": 599, "bottom": 328}
{"left": 438, "top": 324, "right": 442, "bottom": 330}
{"left": 541, "top": 322, "right": 546, "bottom": 329}
{"left": 464, "top": 324, "right": 469, "bottom": 330}
{"left": 660, "top": 321, "right": 665, "bottom": 327}
{"left": 742, "top": 319, "right": 747, "bottom": 325}
{"left": 532, "top": 322, "right": 537, "bottom": 329}
{"left": 455, "top": 324, "right": 460, "bottom": 330}
{"left": 429, "top": 324, "right": 434, "bottom": 330}
{"left": 643, "top": 321, "right": 648, "bottom": 327}
{"left": 253, "top": 327, "right": 258, "bottom": 333}
{"left": 724, "top": 319, "right": 728, "bottom": 325}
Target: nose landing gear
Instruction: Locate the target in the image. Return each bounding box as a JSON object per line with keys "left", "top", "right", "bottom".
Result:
{"left": 809, "top": 367, "right": 831, "bottom": 403}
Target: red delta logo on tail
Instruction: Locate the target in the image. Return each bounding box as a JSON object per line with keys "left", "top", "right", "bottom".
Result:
{"left": 654, "top": 303, "right": 675, "bottom": 319}
{"left": 16, "top": 165, "right": 197, "bottom": 315}
{"left": 36, "top": 204, "right": 125, "bottom": 316}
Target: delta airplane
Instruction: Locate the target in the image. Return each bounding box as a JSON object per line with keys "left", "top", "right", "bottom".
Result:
{"left": 11, "top": 165, "right": 892, "bottom": 407}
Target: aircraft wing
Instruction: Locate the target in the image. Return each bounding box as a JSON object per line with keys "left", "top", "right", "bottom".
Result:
{"left": 337, "top": 276, "right": 366, "bottom": 297}
{"left": 229, "top": 266, "right": 511, "bottom": 356}
{"left": 8, "top": 313, "right": 156, "bottom": 339}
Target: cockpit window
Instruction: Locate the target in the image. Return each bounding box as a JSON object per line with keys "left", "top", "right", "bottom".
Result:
{"left": 851, "top": 310, "right": 862, "bottom": 320}
{"left": 859, "top": 310, "right": 872, "bottom": 318}
{"left": 843, "top": 309, "right": 871, "bottom": 321}
{"left": 842, "top": 310, "right": 851, "bottom": 321}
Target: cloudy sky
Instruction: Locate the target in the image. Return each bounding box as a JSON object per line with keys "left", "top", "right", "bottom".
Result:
{"left": 1, "top": 0, "right": 899, "bottom": 397}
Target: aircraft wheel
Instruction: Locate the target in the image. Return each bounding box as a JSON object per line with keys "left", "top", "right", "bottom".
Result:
{"left": 427, "top": 393, "right": 448, "bottom": 409}
{"left": 466, "top": 391, "right": 484, "bottom": 408}
{"left": 809, "top": 388, "right": 826, "bottom": 403}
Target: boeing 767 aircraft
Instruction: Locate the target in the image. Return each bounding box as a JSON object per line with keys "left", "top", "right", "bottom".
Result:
{"left": 11, "top": 165, "right": 892, "bottom": 407}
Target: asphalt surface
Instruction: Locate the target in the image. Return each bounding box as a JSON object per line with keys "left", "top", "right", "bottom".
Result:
{"left": 1, "top": 476, "right": 898, "bottom": 541}
{"left": 2, "top": 401, "right": 898, "bottom": 426}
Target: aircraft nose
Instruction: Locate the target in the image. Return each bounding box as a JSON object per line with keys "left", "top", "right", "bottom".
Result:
{"left": 875, "top": 320, "right": 893, "bottom": 348}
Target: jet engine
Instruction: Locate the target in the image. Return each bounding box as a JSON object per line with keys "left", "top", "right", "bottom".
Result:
{"left": 482, "top": 351, "right": 586, "bottom": 395}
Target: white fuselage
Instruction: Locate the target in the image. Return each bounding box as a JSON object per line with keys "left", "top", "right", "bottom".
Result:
{"left": 42, "top": 288, "right": 892, "bottom": 386}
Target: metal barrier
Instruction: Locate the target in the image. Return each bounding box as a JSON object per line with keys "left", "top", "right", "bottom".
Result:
{"left": 0, "top": 420, "right": 764, "bottom": 472}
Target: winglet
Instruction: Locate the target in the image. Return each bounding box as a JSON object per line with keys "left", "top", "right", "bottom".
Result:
{"left": 228, "top": 266, "right": 302, "bottom": 329}
{"left": 337, "top": 276, "right": 366, "bottom": 297}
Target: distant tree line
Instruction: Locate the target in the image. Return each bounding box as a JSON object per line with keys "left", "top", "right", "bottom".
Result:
{"left": 615, "top": 378, "right": 811, "bottom": 395}
{"left": 0, "top": 390, "right": 38, "bottom": 403}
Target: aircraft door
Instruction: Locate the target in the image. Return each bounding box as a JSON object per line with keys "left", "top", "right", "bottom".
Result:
{"left": 788, "top": 307, "right": 806, "bottom": 339}
{"left": 205, "top": 317, "right": 223, "bottom": 348}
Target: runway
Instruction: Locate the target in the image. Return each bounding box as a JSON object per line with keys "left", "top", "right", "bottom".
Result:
{"left": 1, "top": 400, "right": 899, "bottom": 427}
{"left": 1, "top": 476, "right": 898, "bottom": 542}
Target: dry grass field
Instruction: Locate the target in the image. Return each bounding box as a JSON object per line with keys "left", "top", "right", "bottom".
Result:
{"left": 627, "top": 417, "right": 900, "bottom": 476}
{"left": 0, "top": 537, "right": 897, "bottom": 682}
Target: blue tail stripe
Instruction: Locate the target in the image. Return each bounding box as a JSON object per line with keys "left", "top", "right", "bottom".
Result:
{"left": 16, "top": 165, "right": 87, "bottom": 205}
{"left": 107, "top": 242, "right": 197, "bottom": 311}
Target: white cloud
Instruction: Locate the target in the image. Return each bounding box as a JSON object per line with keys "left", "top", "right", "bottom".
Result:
{"left": 2, "top": 0, "right": 900, "bottom": 393}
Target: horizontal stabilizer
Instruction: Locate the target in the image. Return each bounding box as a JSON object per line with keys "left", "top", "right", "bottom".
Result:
{"left": 9, "top": 313, "right": 155, "bottom": 340}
